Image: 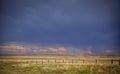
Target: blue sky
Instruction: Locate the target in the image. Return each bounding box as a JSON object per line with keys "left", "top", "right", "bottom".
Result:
{"left": 0, "top": 0, "right": 120, "bottom": 55}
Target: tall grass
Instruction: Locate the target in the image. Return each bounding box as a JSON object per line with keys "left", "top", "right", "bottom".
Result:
{"left": 0, "top": 62, "right": 120, "bottom": 74}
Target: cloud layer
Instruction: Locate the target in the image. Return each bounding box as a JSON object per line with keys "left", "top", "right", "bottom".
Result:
{"left": 0, "top": 42, "right": 119, "bottom": 55}
{"left": 0, "top": 43, "right": 67, "bottom": 55}
{"left": 0, "top": 0, "right": 119, "bottom": 55}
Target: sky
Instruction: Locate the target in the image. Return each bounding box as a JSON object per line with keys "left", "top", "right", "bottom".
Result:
{"left": 0, "top": 0, "right": 120, "bottom": 55}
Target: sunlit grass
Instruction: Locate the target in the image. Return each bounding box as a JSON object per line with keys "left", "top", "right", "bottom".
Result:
{"left": 0, "top": 62, "right": 120, "bottom": 74}
{"left": 0, "top": 56, "right": 120, "bottom": 74}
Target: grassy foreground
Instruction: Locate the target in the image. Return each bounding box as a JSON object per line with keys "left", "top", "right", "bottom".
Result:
{"left": 0, "top": 56, "right": 120, "bottom": 74}
{"left": 0, "top": 63, "right": 120, "bottom": 74}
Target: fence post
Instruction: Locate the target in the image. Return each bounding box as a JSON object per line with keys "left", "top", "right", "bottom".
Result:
{"left": 111, "top": 59, "right": 113, "bottom": 64}
{"left": 83, "top": 60, "right": 84, "bottom": 64}
{"left": 72, "top": 59, "right": 73, "bottom": 64}
{"left": 95, "top": 59, "right": 97, "bottom": 64}
{"left": 42, "top": 59, "right": 43, "bottom": 65}
{"left": 55, "top": 59, "right": 56, "bottom": 63}
{"left": 62, "top": 59, "right": 64, "bottom": 63}
{"left": 119, "top": 59, "right": 120, "bottom": 65}
{"left": 48, "top": 59, "right": 49, "bottom": 64}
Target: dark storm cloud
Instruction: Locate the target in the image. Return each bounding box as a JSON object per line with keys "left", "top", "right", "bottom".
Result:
{"left": 0, "top": 0, "right": 120, "bottom": 55}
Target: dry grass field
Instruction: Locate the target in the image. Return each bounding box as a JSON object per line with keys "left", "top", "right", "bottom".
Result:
{"left": 0, "top": 56, "right": 120, "bottom": 74}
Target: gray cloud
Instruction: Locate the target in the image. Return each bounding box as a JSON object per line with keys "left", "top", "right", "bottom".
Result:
{"left": 0, "top": 0, "right": 119, "bottom": 55}
{"left": 0, "top": 42, "right": 119, "bottom": 55}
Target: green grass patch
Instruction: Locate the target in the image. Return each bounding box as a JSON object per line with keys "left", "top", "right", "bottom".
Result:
{"left": 0, "top": 63, "right": 120, "bottom": 74}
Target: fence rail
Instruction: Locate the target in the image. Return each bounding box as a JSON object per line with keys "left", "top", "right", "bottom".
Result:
{"left": 0, "top": 59, "right": 120, "bottom": 65}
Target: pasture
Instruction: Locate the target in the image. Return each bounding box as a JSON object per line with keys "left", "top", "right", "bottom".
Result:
{"left": 0, "top": 56, "right": 120, "bottom": 74}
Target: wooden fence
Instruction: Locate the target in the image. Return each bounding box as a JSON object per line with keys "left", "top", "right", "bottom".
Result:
{"left": 0, "top": 59, "right": 120, "bottom": 65}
